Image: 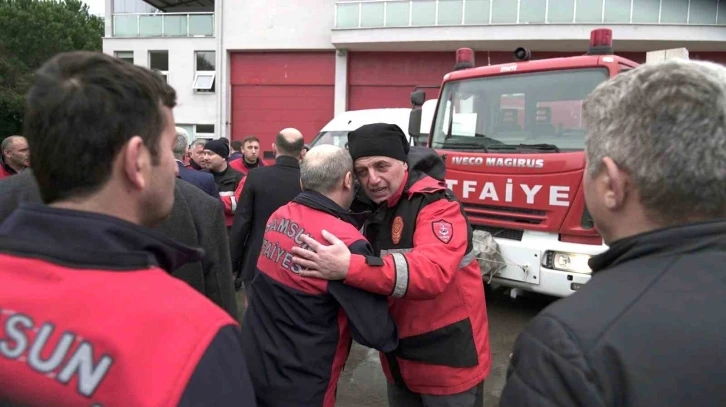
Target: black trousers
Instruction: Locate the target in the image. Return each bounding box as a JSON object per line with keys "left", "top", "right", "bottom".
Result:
{"left": 387, "top": 381, "right": 484, "bottom": 407}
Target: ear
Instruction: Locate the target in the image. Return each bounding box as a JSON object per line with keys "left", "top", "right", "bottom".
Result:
{"left": 299, "top": 177, "right": 304, "bottom": 191}
{"left": 601, "top": 156, "right": 629, "bottom": 210}
{"left": 272, "top": 143, "right": 278, "bottom": 154}
{"left": 344, "top": 171, "right": 353, "bottom": 190}
{"left": 122, "top": 136, "right": 148, "bottom": 191}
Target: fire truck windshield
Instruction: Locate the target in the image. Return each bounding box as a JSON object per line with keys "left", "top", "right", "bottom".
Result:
{"left": 431, "top": 68, "right": 609, "bottom": 152}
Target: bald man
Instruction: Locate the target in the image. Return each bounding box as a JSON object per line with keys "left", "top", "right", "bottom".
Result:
{"left": 0, "top": 136, "right": 30, "bottom": 179}
{"left": 229, "top": 128, "right": 305, "bottom": 297}
{"left": 240, "top": 144, "right": 397, "bottom": 407}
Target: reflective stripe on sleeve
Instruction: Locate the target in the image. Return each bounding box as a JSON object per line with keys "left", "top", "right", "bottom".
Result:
{"left": 390, "top": 253, "right": 409, "bottom": 299}
{"left": 459, "top": 250, "right": 476, "bottom": 269}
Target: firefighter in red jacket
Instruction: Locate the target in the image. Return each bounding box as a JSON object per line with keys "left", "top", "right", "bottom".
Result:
{"left": 241, "top": 144, "right": 398, "bottom": 407}
{"left": 229, "top": 135, "right": 265, "bottom": 176}
{"left": 292, "top": 123, "right": 491, "bottom": 407}
{"left": 0, "top": 51, "right": 254, "bottom": 407}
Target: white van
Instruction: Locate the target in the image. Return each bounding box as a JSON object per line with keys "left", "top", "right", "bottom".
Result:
{"left": 310, "top": 101, "right": 436, "bottom": 149}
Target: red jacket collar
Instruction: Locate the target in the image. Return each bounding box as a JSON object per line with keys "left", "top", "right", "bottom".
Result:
{"left": 384, "top": 171, "right": 409, "bottom": 207}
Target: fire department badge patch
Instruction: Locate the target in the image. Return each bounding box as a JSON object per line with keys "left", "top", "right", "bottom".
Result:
{"left": 432, "top": 220, "right": 453, "bottom": 244}
{"left": 392, "top": 216, "right": 404, "bottom": 244}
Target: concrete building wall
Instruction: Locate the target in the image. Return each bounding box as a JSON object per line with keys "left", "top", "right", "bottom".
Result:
{"left": 103, "top": 37, "right": 219, "bottom": 138}
{"left": 104, "top": 0, "right": 726, "bottom": 141}
{"left": 221, "top": 0, "right": 336, "bottom": 51}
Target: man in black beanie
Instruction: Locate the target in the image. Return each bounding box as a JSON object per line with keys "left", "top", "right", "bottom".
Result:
{"left": 203, "top": 139, "right": 244, "bottom": 228}
{"left": 291, "top": 123, "right": 491, "bottom": 407}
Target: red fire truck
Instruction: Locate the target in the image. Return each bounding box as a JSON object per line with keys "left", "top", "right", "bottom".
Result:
{"left": 408, "top": 29, "right": 638, "bottom": 298}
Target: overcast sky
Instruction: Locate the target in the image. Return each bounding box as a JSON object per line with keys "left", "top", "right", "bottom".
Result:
{"left": 82, "top": 0, "right": 105, "bottom": 16}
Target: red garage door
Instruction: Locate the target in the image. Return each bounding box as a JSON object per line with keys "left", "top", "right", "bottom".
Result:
{"left": 346, "top": 50, "right": 701, "bottom": 111}
{"left": 230, "top": 52, "right": 335, "bottom": 154}
{"left": 347, "top": 52, "right": 455, "bottom": 111}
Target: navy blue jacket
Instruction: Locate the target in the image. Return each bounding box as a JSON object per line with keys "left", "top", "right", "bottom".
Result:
{"left": 0, "top": 204, "right": 255, "bottom": 406}
{"left": 177, "top": 161, "right": 219, "bottom": 199}
{"left": 241, "top": 191, "right": 398, "bottom": 407}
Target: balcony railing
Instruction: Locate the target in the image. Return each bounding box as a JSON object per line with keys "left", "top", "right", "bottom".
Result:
{"left": 334, "top": 0, "right": 726, "bottom": 29}
{"left": 112, "top": 12, "right": 214, "bottom": 37}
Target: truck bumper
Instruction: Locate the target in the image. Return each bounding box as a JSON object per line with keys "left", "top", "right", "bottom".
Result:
{"left": 483, "top": 230, "right": 607, "bottom": 298}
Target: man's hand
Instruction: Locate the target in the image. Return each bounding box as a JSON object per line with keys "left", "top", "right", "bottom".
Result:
{"left": 291, "top": 230, "right": 351, "bottom": 280}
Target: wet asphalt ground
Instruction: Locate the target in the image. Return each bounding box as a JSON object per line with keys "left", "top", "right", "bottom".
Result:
{"left": 335, "top": 286, "right": 556, "bottom": 407}
{"left": 237, "top": 285, "right": 557, "bottom": 407}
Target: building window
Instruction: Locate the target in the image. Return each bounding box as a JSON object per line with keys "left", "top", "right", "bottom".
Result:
{"left": 149, "top": 51, "right": 169, "bottom": 83}
{"left": 178, "top": 124, "right": 216, "bottom": 141}
{"left": 176, "top": 124, "right": 195, "bottom": 145}
{"left": 114, "top": 51, "right": 134, "bottom": 64}
{"left": 196, "top": 124, "right": 215, "bottom": 138}
{"left": 193, "top": 51, "right": 215, "bottom": 93}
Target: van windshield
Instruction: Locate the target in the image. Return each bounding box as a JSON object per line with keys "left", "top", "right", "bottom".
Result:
{"left": 430, "top": 68, "right": 609, "bottom": 152}
{"left": 310, "top": 131, "right": 349, "bottom": 149}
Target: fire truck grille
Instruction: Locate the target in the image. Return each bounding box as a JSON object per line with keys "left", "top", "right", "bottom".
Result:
{"left": 462, "top": 203, "right": 547, "bottom": 225}
{"left": 474, "top": 226, "right": 524, "bottom": 241}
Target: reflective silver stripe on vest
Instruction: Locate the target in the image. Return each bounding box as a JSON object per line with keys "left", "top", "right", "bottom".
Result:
{"left": 390, "top": 253, "right": 409, "bottom": 299}
{"left": 380, "top": 248, "right": 413, "bottom": 257}
{"left": 459, "top": 250, "right": 476, "bottom": 269}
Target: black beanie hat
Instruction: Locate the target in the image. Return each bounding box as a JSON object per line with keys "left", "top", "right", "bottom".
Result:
{"left": 204, "top": 139, "right": 229, "bottom": 159}
{"left": 347, "top": 123, "right": 409, "bottom": 162}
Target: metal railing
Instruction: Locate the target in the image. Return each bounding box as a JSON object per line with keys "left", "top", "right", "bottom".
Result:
{"left": 112, "top": 12, "right": 214, "bottom": 37}
{"left": 334, "top": 0, "right": 725, "bottom": 29}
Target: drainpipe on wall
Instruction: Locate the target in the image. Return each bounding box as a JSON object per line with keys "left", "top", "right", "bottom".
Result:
{"left": 105, "top": 0, "right": 113, "bottom": 38}
{"left": 216, "top": 0, "right": 226, "bottom": 139}
{"left": 334, "top": 48, "right": 348, "bottom": 117}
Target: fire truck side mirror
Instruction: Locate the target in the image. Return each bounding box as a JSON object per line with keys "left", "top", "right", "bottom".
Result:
{"left": 408, "top": 108, "right": 423, "bottom": 145}
{"left": 411, "top": 90, "right": 426, "bottom": 107}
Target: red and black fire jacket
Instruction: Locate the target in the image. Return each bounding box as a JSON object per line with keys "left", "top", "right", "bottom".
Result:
{"left": 240, "top": 190, "right": 398, "bottom": 407}
{"left": 344, "top": 150, "right": 492, "bottom": 396}
{"left": 0, "top": 203, "right": 256, "bottom": 407}
{"left": 229, "top": 156, "right": 265, "bottom": 176}
{"left": 0, "top": 157, "right": 18, "bottom": 180}
{"left": 210, "top": 165, "right": 245, "bottom": 227}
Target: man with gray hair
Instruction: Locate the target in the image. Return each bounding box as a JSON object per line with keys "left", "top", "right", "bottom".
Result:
{"left": 0, "top": 135, "right": 30, "bottom": 179}
{"left": 173, "top": 129, "right": 218, "bottom": 198}
{"left": 187, "top": 137, "right": 208, "bottom": 170}
{"left": 500, "top": 59, "right": 726, "bottom": 407}
{"left": 240, "top": 144, "right": 398, "bottom": 407}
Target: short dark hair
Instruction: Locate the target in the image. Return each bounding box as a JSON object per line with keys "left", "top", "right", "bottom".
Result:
{"left": 242, "top": 136, "right": 260, "bottom": 145}
{"left": 231, "top": 140, "right": 243, "bottom": 152}
{"left": 275, "top": 133, "right": 304, "bottom": 156}
{"left": 23, "top": 51, "right": 176, "bottom": 204}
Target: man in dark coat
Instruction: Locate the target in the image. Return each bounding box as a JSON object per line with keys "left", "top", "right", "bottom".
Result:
{"left": 229, "top": 128, "right": 304, "bottom": 293}
{"left": 0, "top": 170, "right": 239, "bottom": 320}
{"left": 499, "top": 60, "right": 726, "bottom": 407}
{"left": 174, "top": 130, "right": 219, "bottom": 198}
{"left": 203, "top": 139, "right": 245, "bottom": 228}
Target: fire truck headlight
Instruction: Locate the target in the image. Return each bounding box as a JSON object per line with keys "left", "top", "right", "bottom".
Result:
{"left": 542, "top": 251, "right": 592, "bottom": 274}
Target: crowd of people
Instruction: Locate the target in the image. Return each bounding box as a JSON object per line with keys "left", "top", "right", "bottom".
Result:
{"left": 0, "top": 49, "right": 724, "bottom": 407}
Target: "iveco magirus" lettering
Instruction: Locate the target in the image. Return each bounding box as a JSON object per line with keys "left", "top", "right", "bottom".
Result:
{"left": 486, "top": 157, "right": 544, "bottom": 168}
{"left": 451, "top": 157, "right": 545, "bottom": 168}
{"left": 445, "top": 179, "right": 570, "bottom": 207}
